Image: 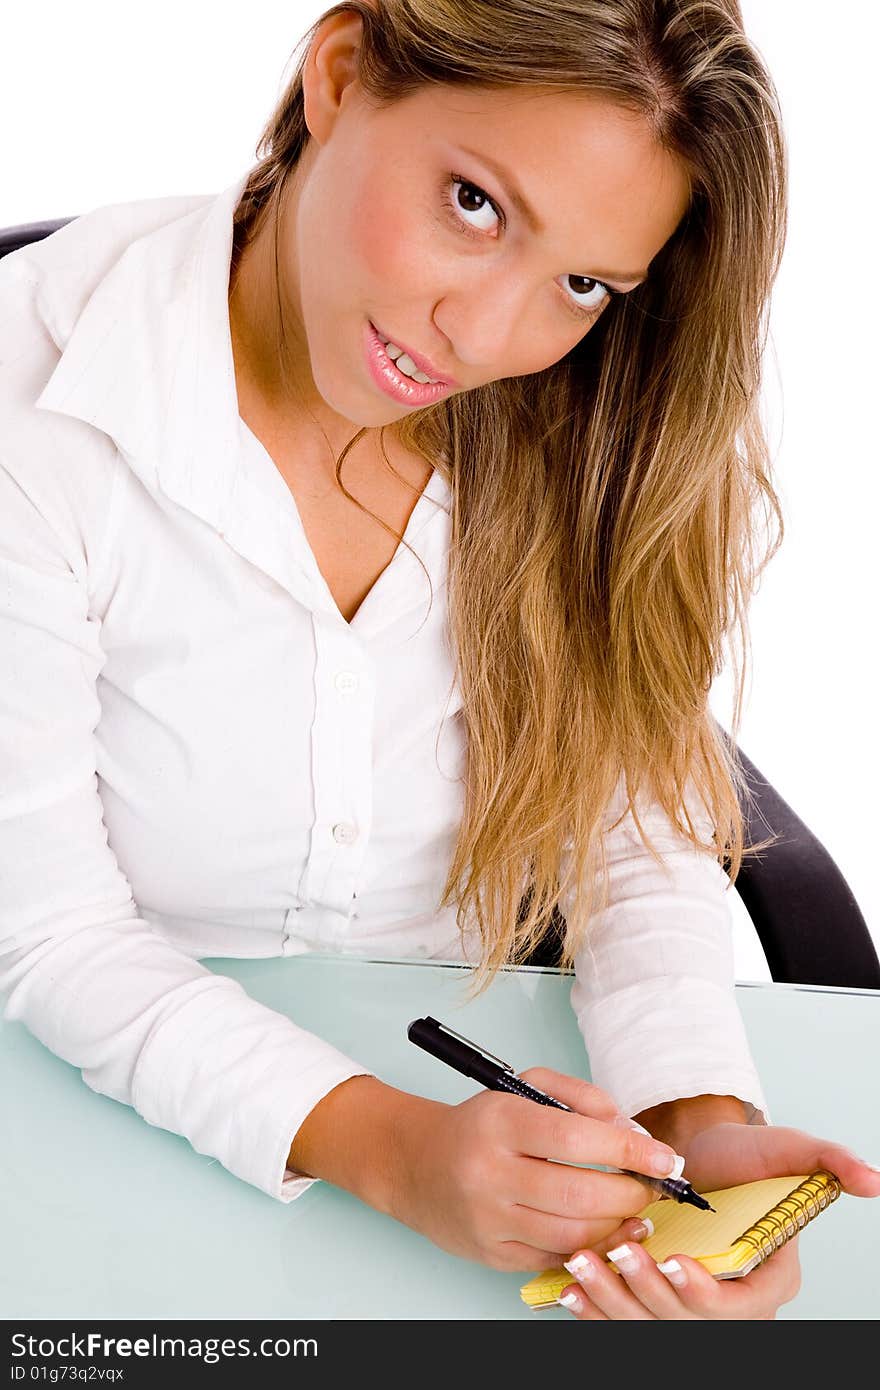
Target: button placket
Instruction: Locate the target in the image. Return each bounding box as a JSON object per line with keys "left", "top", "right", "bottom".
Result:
{"left": 303, "top": 615, "right": 374, "bottom": 928}
{"left": 334, "top": 670, "right": 360, "bottom": 694}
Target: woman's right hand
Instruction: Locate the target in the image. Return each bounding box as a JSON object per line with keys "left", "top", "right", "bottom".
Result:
{"left": 387, "top": 1068, "right": 683, "bottom": 1271}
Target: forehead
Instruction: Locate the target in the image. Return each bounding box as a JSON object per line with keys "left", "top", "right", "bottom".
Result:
{"left": 374, "top": 82, "right": 692, "bottom": 272}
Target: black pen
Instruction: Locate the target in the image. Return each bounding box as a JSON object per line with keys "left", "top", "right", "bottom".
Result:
{"left": 407, "top": 1015, "right": 714, "bottom": 1211}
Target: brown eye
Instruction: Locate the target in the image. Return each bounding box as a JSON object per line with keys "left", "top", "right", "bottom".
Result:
{"left": 569, "top": 275, "right": 599, "bottom": 294}
{"left": 561, "top": 273, "right": 610, "bottom": 314}
{"left": 456, "top": 182, "right": 488, "bottom": 212}
{"left": 451, "top": 178, "right": 499, "bottom": 233}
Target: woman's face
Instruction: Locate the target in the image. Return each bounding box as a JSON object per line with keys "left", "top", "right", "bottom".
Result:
{"left": 249, "top": 19, "right": 691, "bottom": 433}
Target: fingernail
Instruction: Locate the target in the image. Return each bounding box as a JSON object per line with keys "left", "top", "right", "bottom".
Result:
{"left": 842, "top": 1149, "right": 880, "bottom": 1175}
{"left": 614, "top": 1116, "right": 652, "bottom": 1137}
{"left": 651, "top": 1149, "right": 686, "bottom": 1178}
{"left": 658, "top": 1258, "right": 687, "bottom": 1287}
{"left": 558, "top": 1288, "right": 585, "bottom": 1312}
{"left": 563, "top": 1254, "right": 595, "bottom": 1282}
{"left": 607, "top": 1242, "right": 639, "bottom": 1275}
{"left": 631, "top": 1216, "right": 655, "bottom": 1240}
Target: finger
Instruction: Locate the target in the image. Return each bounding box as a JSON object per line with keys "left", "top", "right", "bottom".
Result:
{"left": 557, "top": 1249, "right": 662, "bottom": 1321}
{"left": 500, "top": 1097, "right": 682, "bottom": 1179}
{"left": 643, "top": 1246, "right": 797, "bottom": 1320}
{"left": 502, "top": 1203, "right": 652, "bottom": 1262}
{"left": 515, "top": 1153, "right": 657, "bottom": 1219}
{"left": 560, "top": 1229, "right": 802, "bottom": 1321}
{"left": 516, "top": 1068, "right": 621, "bottom": 1121}
{"left": 714, "top": 1239, "right": 802, "bottom": 1314}
{"left": 564, "top": 1240, "right": 701, "bottom": 1320}
{"left": 612, "top": 1237, "right": 801, "bottom": 1321}
{"left": 503, "top": 1205, "right": 620, "bottom": 1260}
{"left": 591, "top": 1214, "right": 657, "bottom": 1256}
{"left": 556, "top": 1284, "right": 611, "bottom": 1320}
{"left": 554, "top": 1213, "right": 658, "bottom": 1262}
{"left": 491, "top": 1239, "right": 577, "bottom": 1274}
{"left": 802, "top": 1143, "right": 880, "bottom": 1199}
{"left": 743, "top": 1126, "right": 880, "bottom": 1199}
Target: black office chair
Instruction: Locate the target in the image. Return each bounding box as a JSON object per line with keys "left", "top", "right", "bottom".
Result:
{"left": 4, "top": 216, "right": 878, "bottom": 990}
{"left": 0, "top": 216, "right": 75, "bottom": 259}
{"left": 522, "top": 742, "right": 880, "bottom": 988}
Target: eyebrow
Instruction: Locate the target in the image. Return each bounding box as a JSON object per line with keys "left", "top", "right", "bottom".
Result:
{"left": 455, "top": 144, "right": 649, "bottom": 285}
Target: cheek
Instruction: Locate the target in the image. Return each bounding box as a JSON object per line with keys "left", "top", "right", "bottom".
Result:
{"left": 346, "top": 176, "right": 432, "bottom": 287}
{"left": 513, "top": 323, "right": 596, "bottom": 381}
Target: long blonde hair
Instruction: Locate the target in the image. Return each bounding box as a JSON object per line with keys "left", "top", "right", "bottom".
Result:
{"left": 232, "top": 0, "right": 787, "bottom": 992}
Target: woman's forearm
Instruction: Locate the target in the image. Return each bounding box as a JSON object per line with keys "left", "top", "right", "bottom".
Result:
{"left": 287, "top": 1077, "right": 756, "bottom": 1247}
{"left": 286, "top": 1074, "right": 446, "bottom": 1217}
{"left": 289, "top": 1085, "right": 753, "bottom": 1216}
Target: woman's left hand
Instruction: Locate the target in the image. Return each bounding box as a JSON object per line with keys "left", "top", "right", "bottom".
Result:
{"left": 557, "top": 1122, "right": 880, "bottom": 1320}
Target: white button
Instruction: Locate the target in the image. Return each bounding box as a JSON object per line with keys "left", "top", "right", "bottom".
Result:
{"left": 332, "top": 822, "right": 358, "bottom": 845}
{"left": 334, "top": 671, "right": 360, "bottom": 694}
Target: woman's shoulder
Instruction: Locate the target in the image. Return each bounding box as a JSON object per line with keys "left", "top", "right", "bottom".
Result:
{"left": 1, "top": 190, "right": 211, "bottom": 345}
{"left": 0, "top": 191, "right": 215, "bottom": 545}
{"left": 0, "top": 188, "right": 212, "bottom": 422}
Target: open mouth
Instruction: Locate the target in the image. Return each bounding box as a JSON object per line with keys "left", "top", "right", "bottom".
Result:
{"left": 364, "top": 321, "right": 455, "bottom": 406}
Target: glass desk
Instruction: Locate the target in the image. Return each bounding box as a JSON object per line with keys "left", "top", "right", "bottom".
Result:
{"left": 2, "top": 955, "right": 878, "bottom": 1320}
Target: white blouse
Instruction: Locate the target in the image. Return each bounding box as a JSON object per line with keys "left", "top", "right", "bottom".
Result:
{"left": 0, "top": 172, "right": 768, "bottom": 1206}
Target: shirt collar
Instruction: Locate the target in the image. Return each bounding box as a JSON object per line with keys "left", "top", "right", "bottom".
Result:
{"left": 31, "top": 170, "right": 453, "bottom": 636}
{"left": 34, "top": 172, "right": 251, "bottom": 536}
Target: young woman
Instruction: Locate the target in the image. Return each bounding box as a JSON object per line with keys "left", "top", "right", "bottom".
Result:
{"left": 1, "top": 0, "right": 877, "bottom": 1321}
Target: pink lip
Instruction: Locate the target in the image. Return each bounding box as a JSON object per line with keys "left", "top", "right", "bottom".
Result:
{"left": 368, "top": 321, "right": 459, "bottom": 390}
{"left": 363, "top": 322, "right": 455, "bottom": 407}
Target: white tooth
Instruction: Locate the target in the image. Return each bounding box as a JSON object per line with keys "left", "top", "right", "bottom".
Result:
{"left": 382, "top": 341, "right": 438, "bottom": 384}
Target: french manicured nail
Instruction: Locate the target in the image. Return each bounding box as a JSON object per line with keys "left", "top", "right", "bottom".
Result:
{"left": 563, "top": 1254, "right": 595, "bottom": 1282}
{"left": 614, "top": 1116, "right": 652, "bottom": 1136}
{"left": 658, "top": 1258, "right": 687, "bottom": 1287}
{"left": 558, "top": 1288, "right": 585, "bottom": 1312}
{"left": 857, "top": 1157, "right": 880, "bottom": 1173}
{"left": 651, "top": 1149, "right": 686, "bottom": 1177}
{"left": 607, "top": 1242, "right": 639, "bottom": 1275}
{"left": 631, "top": 1216, "right": 655, "bottom": 1240}
{"left": 616, "top": 1117, "right": 685, "bottom": 1176}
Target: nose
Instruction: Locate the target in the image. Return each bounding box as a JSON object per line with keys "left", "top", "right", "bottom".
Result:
{"left": 431, "top": 269, "right": 529, "bottom": 372}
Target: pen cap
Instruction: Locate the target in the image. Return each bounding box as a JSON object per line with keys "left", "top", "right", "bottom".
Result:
{"left": 407, "top": 1017, "right": 494, "bottom": 1081}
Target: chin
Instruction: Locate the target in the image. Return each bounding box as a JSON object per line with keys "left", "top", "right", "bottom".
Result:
{"left": 319, "top": 381, "right": 409, "bottom": 430}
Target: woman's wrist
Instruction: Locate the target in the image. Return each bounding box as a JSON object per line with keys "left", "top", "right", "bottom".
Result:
{"left": 286, "top": 1074, "right": 444, "bottom": 1217}
{"left": 633, "top": 1093, "right": 750, "bottom": 1156}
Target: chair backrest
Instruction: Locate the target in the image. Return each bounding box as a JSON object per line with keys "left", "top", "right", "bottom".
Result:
{"left": 0, "top": 217, "right": 75, "bottom": 260}
{"left": 733, "top": 745, "right": 879, "bottom": 988}
{"left": 2, "top": 217, "right": 878, "bottom": 989}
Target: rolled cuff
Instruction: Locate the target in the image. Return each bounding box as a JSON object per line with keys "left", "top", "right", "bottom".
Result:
{"left": 571, "top": 974, "right": 770, "bottom": 1126}
{"left": 274, "top": 1062, "right": 377, "bottom": 1204}
{"left": 120, "top": 975, "right": 379, "bottom": 1205}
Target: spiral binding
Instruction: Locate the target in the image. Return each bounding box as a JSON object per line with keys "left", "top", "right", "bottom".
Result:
{"left": 736, "top": 1171, "right": 841, "bottom": 1268}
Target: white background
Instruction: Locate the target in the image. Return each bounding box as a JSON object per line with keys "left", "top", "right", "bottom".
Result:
{"left": 3, "top": 3, "right": 877, "bottom": 979}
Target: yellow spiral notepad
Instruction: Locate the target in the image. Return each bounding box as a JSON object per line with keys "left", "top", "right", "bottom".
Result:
{"left": 520, "top": 1171, "right": 842, "bottom": 1308}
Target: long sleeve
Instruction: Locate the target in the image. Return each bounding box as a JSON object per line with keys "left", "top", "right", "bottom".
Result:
{"left": 566, "top": 779, "right": 769, "bottom": 1124}
{"left": 0, "top": 451, "right": 374, "bottom": 1203}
